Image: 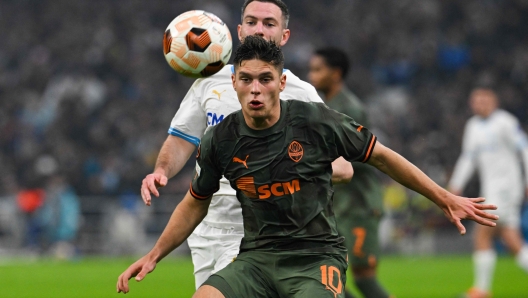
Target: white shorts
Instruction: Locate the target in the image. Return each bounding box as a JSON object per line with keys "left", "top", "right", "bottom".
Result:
{"left": 483, "top": 188, "right": 523, "bottom": 228}
{"left": 187, "top": 221, "right": 244, "bottom": 289}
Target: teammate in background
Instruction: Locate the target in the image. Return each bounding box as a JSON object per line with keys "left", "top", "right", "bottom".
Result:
{"left": 140, "top": 0, "right": 352, "bottom": 289}
{"left": 117, "top": 36, "right": 498, "bottom": 297}
{"left": 308, "top": 47, "right": 391, "bottom": 298}
{"left": 448, "top": 88, "right": 528, "bottom": 298}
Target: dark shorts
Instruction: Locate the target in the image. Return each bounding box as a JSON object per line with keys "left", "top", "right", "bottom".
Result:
{"left": 337, "top": 213, "right": 381, "bottom": 268}
{"left": 202, "top": 249, "right": 348, "bottom": 298}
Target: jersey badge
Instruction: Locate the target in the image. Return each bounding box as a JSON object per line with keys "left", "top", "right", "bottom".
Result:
{"left": 233, "top": 155, "right": 249, "bottom": 169}
{"left": 288, "top": 141, "right": 303, "bottom": 162}
{"left": 212, "top": 89, "right": 226, "bottom": 100}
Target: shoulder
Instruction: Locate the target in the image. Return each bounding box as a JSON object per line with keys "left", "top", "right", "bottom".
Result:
{"left": 190, "top": 65, "right": 233, "bottom": 91}
{"left": 341, "top": 87, "right": 364, "bottom": 108}
{"left": 204, "top": 110, "right": 241, "bottom": 139}
{"left": 281, "top": 69, "right": 323, "bottom": 103}
{"left": 285, "top": 99, "right": 326, "bottom": 111}
{"left": 285, "top": 100, "right": 334, "bottom": 123}
{"left": 494, "top": 109, "right": 518, "bottom": 124}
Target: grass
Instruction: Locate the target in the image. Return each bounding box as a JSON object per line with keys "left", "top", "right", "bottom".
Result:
{"left": 1, "top": 255, "right": 526, "bottom": 297}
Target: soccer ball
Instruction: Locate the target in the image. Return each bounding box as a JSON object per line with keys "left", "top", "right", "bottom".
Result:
{"left": 163, "top": 10, "right": 232, "bottom": 78}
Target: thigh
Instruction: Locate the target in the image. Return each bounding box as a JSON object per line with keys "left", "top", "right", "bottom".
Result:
{"left": 485, "top": 190, "right": 523, "bottom": 227}
{"left": 203, "top": 256, "right": 279, "bottom": 298}
{"left": 339, "top": 215, "right": 380, "bottom": 269}
{"left": 275, "top": 252, "right": 348, "bottom": 298}
{"left": 188, "top": 231, "right": 215, "bottom": 289}
{"left": 212, "top": 233, "right": 243, "bottom": 274}
{"left": 193, "top": 285, "right": 225, "bottom": 298}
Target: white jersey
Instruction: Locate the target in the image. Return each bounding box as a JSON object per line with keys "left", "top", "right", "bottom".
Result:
{"left": 169, "top": 65, "right": 323, "bottom": 228}
{"left": 449, "top": 109, "right": 528, "bottom": 203}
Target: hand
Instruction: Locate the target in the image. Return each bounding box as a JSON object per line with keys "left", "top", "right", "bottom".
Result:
{"left": 116, "top": 255, "right": 157, "bottom": 294}
{"left": 141, "top": 173, "right": 168, "bottom": 206}
{"left": 440, "top": 195, "right": 498, "bottom": 235}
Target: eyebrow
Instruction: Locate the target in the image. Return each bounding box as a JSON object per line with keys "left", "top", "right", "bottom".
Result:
{"left": 244, "top": 15, "right": 279, "bottom": 23}
{"left": 238, "top": 71, "right": 275, "bottom": 78}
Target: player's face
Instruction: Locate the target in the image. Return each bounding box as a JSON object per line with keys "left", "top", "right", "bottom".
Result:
{"left": 238, "top": 1, "right": 290, "bottom": 47}
{"left": 232, "top": 59, "right": 286, "bottom": 129}
{"left": 470, "top": 90, "right": 498, "bottom": 118}
{"left": 308, "top": 55, "right": 336, "bottom": 94}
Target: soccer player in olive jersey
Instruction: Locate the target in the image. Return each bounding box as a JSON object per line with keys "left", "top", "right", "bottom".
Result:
{"left": 309, "top": 47, "right": 390, "bottom": 298}
{"left": 141, "top": 0, "right": 352, "bottom": 289}
{"left": 117, "top": 36, "right": 499, "bottom": 297}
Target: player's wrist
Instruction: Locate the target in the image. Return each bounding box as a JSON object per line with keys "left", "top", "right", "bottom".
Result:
{"left": 153, "top": 168, "right": 169, "bottom": 178}
{"left": 147, "top": 247, "right": 165, "bottom": 263}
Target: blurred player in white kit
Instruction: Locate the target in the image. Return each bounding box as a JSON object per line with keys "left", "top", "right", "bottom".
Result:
{"left": 448, "top": 87, "right": 528, "bottom": 298}
{"left": 140, "top": 0, "right": 352, "bottom": 289}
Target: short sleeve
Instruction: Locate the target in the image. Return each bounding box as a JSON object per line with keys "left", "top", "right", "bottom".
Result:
{"left": 323, "top": 105, "right": 377, "bottom": 163}
{"left": 189, "top": 127, "right": 222, "bottom": 200}
{"left": 168, "top": 80, "right": 207, "bottom": 147}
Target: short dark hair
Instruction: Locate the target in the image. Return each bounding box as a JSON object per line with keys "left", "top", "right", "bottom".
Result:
{"left": 241, "top": 0, "right": 290, "bottom": 28}
{"left": 233, "top": 35, "right": 284, "bottom": 72}
{"left": 314, "top": 47, "right": 350, "bottom": 78}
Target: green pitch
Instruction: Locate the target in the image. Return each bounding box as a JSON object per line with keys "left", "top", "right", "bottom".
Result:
{"left": 1, "top": 255, "right": 526, "bottom": 297}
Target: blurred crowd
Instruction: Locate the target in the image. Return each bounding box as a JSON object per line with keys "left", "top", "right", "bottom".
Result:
{"left": 1, "top": 0, "right": 528, "bottom": 253}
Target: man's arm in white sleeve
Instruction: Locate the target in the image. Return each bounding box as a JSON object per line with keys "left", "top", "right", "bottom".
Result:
{"left": 448, "top": 123, "right": 476, "bottom": 195}
{"left": 141, "top": 135, "right": 196, "bottom": 206}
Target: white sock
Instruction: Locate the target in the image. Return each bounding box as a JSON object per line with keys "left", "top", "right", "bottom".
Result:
{"left": 515, "top": 244, "right": 528, "bottom": 273}
{"left": 473, "top": 249, "right": 496, "bottom": 292}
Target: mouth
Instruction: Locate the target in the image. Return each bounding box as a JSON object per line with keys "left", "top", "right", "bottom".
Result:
{"left": 249, "top": 100, "right": 264, "bottom": 109}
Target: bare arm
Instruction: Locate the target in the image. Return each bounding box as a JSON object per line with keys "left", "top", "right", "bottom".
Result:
{"left": 141, "top": 135, "right": 196, "bottom": 205}
{"left": 367, "top": 142, "right": 498, "bottom": 235}
{"left": 117, "top": 191, "right": 210, "bottom": 293}
{"left": 331, "top": 157, "right": 353, "bottom": 184}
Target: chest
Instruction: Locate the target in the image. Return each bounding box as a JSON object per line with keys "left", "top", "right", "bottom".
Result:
{"left": 469, "top": 119, "right": 510, "bottom": 152}
{"left": 218, "top": 126, "right": 333, "bottom": 199}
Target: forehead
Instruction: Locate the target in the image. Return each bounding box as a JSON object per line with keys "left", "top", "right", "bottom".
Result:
{"left": 310, "top": 55, "right": 328, "bottom": 67}
{"left": 236, "top": 59, "right": 280, "bottom": 75}
{"left": 471, "top": 91, "right": 496, "bottom": 103}
{"left": 243, "top": 1, "right": 283, "bottom": 20}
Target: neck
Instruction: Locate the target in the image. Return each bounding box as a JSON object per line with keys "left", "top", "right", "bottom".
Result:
{"left": 323, "top": 82, "right": 343, "bottom": 102}
{"left": 244, "top": 106, "right": 281, "bottom": 130}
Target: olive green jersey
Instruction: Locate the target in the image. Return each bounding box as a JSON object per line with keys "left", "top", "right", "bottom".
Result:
{"left": 324, "top": 87, "right": 384, "bottom": 217}
{"left": 190, "top": 100, "right": 377, "bottom": 254}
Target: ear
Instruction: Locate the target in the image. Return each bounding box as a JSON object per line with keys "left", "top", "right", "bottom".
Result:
{"left": 237, "top": 24, "right": 242, "bottom": 42}
{"left": 279, "top": 73, "right": 286, "bottom": 91}
{"left": 332, "top": 69, "right": 342, "bottom": 82}
{"left": 231, "top": 73, "right": 236, "bottom": 90}
{"left": 279, "top": 29, "right": 291, "bottom": 47}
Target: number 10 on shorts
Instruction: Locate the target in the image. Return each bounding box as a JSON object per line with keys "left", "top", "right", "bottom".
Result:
{"left": 320, "top": 264, "right": 343, "bottom": 297}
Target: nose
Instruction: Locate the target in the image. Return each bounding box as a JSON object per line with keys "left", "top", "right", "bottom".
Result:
{"left": 250, "top": 80, "right": 260, "bottom": 94}
{"left": 254, "top": 22, "right": 264, "bottom": 36}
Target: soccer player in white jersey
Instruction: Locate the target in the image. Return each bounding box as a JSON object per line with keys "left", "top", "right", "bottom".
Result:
{"left": 448, "top": 88, "right": 528, "bottom": 298}
{"left": 140, "top": 0, "right": 353, "bottom": 289}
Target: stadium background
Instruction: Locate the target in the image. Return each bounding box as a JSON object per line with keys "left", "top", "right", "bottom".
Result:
{"left": 1, "top": 0, "right": 528, "bottom": 297}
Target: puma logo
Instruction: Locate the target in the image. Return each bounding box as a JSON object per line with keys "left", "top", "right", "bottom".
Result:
{"left": 212, "top": 89, "right": 226, "bottom": 100}
{"left": 233, "top": 155, "right": 249, "bottom": 169}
